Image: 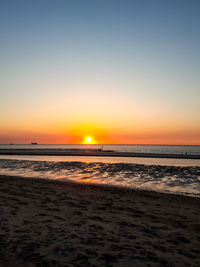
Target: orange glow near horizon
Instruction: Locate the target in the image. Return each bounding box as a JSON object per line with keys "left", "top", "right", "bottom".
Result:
{"left": 0, "top": 121, "right": 200, "bottom": 145}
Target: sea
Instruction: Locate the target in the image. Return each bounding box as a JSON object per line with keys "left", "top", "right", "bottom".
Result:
{"left": 0, "top": 144, "right": 200, "bottom": 155}
{"left": 0, "top": 144, "right": 200, "bottom": 197}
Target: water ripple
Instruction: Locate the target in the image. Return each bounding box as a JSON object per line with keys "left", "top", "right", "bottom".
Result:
{"left": 0, "top": 159, "right": 200, "bottom": 197}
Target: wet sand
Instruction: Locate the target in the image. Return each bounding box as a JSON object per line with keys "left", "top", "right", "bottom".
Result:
{"left": 0, "top": 175, "right": 200, "bottom": 266}
{"left": 0, "top": 149, "right": 200, "bottom": 159}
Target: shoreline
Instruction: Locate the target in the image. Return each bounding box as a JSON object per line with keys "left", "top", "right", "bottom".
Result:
{"left": 1, "top": 174, "right": 200, "bottom": 200}
{"left": 1, "top": 174, "right": 200, "bottom": 266}
{"left": 0, "top": 149, "right": 200, "bottom": 159}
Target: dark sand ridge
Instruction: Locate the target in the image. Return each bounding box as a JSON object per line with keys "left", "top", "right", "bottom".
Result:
{"left": 0, "top": 149, "right": 200, "bottom": 159}
{"left": 0, "top": 175, "right": 200, "bottom": 266}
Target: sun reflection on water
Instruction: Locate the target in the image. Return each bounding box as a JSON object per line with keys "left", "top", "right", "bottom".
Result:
{"left": 80, "top": 178, "right": 92, "bottom": 183}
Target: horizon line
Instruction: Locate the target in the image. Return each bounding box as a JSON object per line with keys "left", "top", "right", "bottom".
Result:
{"left": 0, "top": 143, "right": 200, "bottom": 146}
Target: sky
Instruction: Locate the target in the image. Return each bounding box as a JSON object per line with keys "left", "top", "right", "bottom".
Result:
{"left": 0, "top": 0, "right": 200, "bottom": 144}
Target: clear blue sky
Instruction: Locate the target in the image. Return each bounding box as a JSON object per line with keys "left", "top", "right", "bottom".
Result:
{"left": 0, "top": 0, "right": 200, "bottom": 144}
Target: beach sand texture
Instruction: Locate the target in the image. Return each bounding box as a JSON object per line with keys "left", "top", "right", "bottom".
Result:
{"left": 0, "top": 175, "right": 200, "bottom": 266}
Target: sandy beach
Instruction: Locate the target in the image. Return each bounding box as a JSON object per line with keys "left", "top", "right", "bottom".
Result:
{"left": 0, "top": 175, "right": 200, "bottom": 266}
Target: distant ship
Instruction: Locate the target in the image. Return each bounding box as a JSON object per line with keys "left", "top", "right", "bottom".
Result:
{"left": 31, "top": 142, "right": 38, "bottom": 145}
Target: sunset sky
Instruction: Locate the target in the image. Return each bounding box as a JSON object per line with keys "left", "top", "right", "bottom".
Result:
{"left": 0, "top": 0, "right": 200, "bottom": 144}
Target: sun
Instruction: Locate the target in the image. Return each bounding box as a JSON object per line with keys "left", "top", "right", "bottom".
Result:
{"left": 86, "top": 137, "right": 91, "bottom": 143}
{"left": 82, "top": 136, "right": 97, "bottom": 144}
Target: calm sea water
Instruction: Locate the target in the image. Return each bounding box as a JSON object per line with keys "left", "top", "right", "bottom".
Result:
{"left": 0, "top": 144, "right": 200, "bottom": 155}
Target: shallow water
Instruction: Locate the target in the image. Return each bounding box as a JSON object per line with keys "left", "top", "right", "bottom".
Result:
{"left": 0, "top": 158, "right": 200, "bottom": 197}
{"left": 0, "top": 155, "right": 199, "bottom": 166}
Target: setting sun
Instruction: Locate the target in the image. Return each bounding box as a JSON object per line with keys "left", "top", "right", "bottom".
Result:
{"left": 86, "top": 137, "right": 91, "bottom": 143}
{"left": 82, "top": 136, "right": 97, "bottom": 144}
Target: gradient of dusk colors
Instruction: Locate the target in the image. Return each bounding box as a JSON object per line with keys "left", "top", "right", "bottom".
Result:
{"left": 0, "top": 0, "right": 200, "bottom": 144}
